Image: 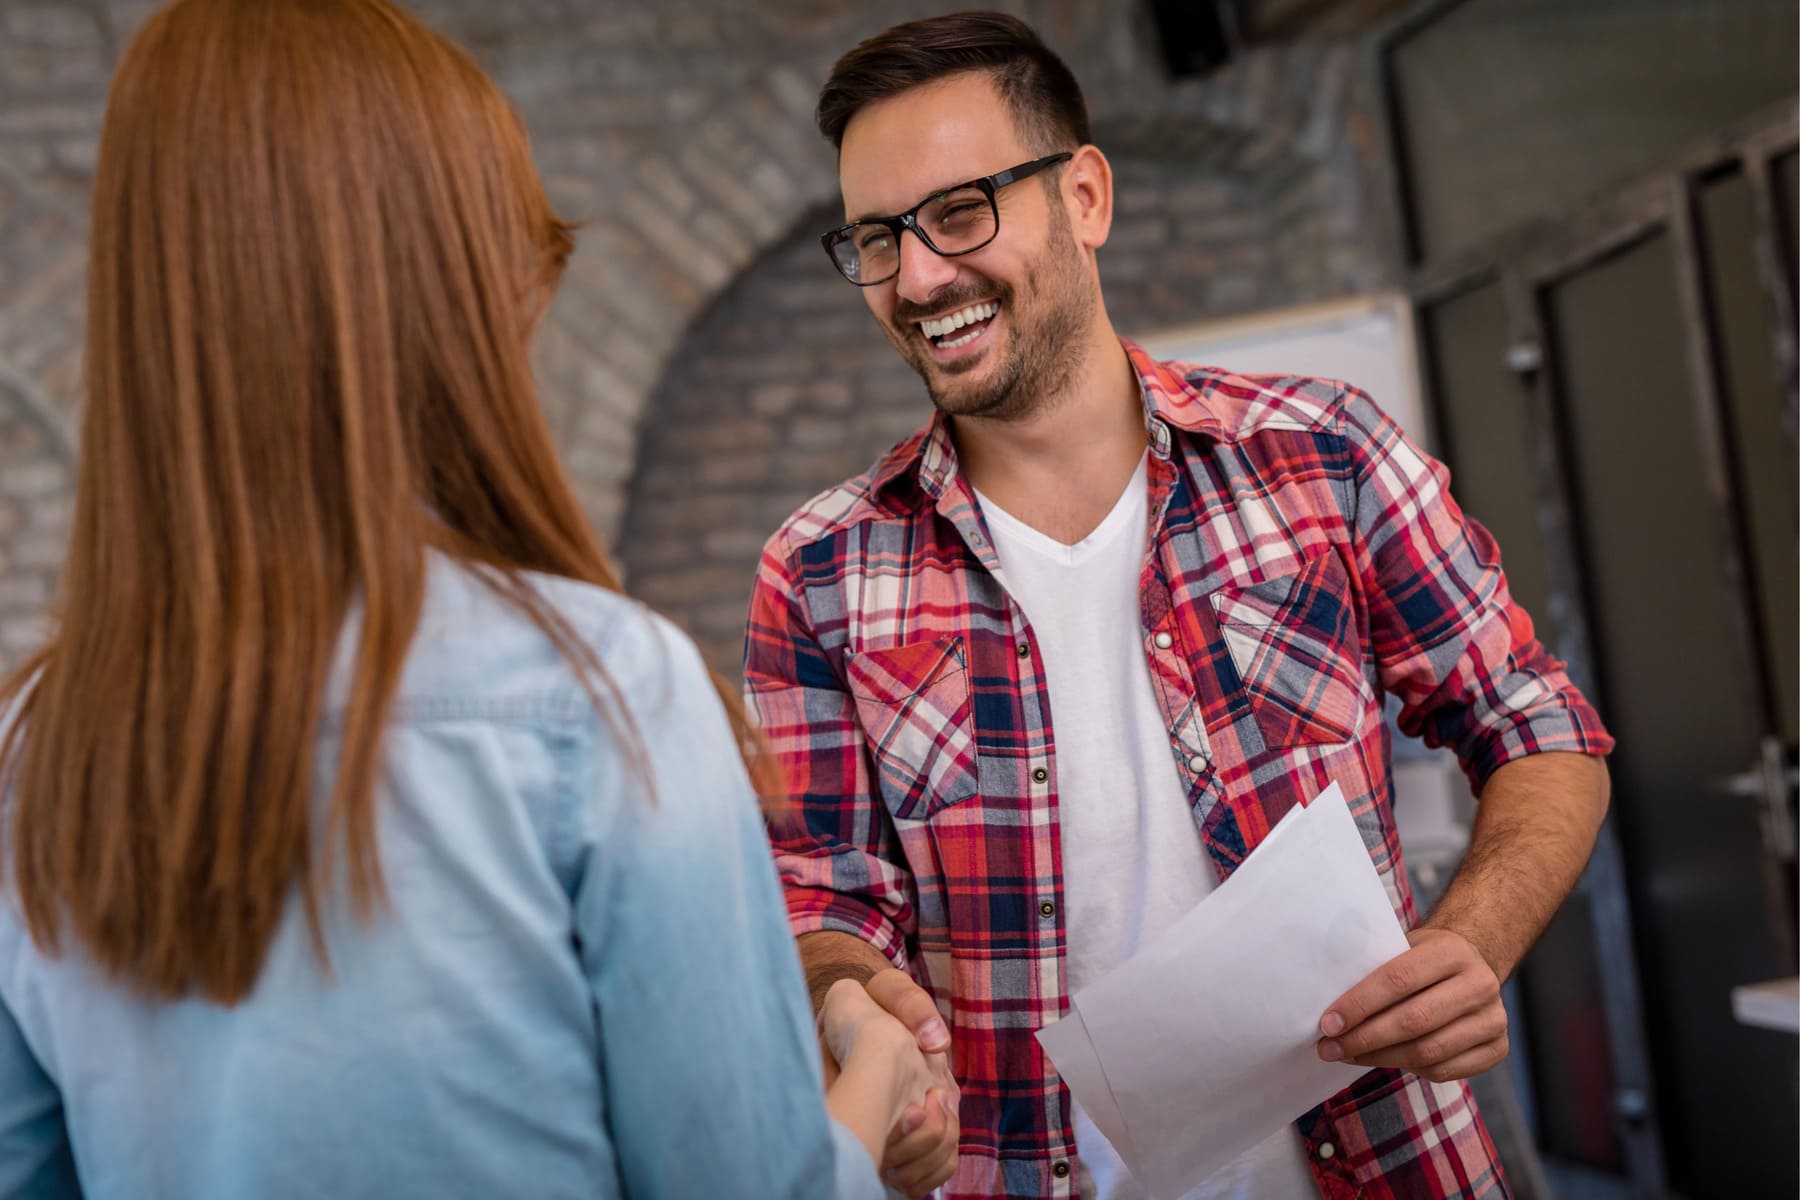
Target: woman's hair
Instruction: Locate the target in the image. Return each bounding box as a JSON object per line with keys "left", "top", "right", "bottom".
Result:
{"left": 0, "top": 0, "right": 769, "bottom": 1004}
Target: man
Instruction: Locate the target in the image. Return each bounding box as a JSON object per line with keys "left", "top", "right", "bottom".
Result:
{"left": 744, "top": 13, "right": 1613, "bottom": 1199}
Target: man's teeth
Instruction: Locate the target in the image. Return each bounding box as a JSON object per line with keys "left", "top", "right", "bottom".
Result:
{"left": 919, "top": 302, "right": 998, "bottom": 340}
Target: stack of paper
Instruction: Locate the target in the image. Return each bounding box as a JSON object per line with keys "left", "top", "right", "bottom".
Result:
{"left": 1035, "top": 782, "right": 1409, "bottom": 1199}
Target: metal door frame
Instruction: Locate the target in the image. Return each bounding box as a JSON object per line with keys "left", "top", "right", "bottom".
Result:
{"left": 1371, "top": 0, "right": 1799, "bottom": 1192}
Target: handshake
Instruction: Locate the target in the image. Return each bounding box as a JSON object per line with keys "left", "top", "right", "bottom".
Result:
{"left": 819, "top": 968, "right": 962, "bottom": 1198}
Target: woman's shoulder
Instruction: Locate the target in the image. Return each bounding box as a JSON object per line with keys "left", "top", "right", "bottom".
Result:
{"left": 395, "top": 556, "right": 716, "bottom": 725}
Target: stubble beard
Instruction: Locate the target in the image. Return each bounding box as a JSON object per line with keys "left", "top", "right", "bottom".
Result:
{"left": 884, "top": 206, "right": 1095, "bottom": 425}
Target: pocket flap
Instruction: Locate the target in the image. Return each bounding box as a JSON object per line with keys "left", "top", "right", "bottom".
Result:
{"left": 844, "top": 637, "right": 978, "bottom": 819}
{"left": 1211, "top": 553, "right": 1364, "bottom": 748}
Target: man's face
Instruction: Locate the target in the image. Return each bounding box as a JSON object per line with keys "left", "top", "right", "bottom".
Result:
{"left": 837, "top": 72, "right": 1094, "bottom": 421}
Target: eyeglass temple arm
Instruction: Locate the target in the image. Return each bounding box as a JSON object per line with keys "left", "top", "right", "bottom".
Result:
{"left": 989, "top": 151, "right": 1074, "bottom": 190}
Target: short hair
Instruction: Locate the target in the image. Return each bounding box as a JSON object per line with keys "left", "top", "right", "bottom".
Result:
{"left": 816, "top": 11, "right": 1091, "bottom": 154}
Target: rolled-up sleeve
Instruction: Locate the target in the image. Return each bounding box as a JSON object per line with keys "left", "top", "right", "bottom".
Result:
{"left": 743, "top": 536, "right": 917, "bottom": 968}
{"left": 1340, "top": 387, "right": 1614, "bottom": 791}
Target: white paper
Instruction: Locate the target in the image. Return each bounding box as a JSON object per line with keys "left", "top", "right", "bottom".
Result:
{"left": 1034, "top": 782, "right": 1410, "bottom": 1200}
{"left": 1033, "top": 1002, "right": 1138, "bottom": 1165}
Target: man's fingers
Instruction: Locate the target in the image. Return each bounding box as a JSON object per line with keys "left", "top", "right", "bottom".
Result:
{"left": 1407, "top": 1035, "right": 1510, "bottom": 1084}
{"left": 867, "top": 967, "right": 951, "bottom": 1053}
{"left": 887, "top": 1139, "right": 958, "bottom": 1199}
{"left": 884, "top": 1092, "right": 947, "bottom": 1159}
{"left": 1320, "top": 934, "right": 1466, "bottom": 1037}
{"left": 1321, "top": 972, "right": 1500, "bottom": 1061}
{"left": 1335, "top": 1007, "right": 1508, "bottom": 1072}
{"left": 882, "top": 1088, "right": 960, "bottom": 1197}
{"left": 885, "top": 1123, "right": 959, "bottom": 1195}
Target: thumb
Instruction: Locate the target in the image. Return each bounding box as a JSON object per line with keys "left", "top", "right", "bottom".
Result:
{"left": 866, "top": 967, "right": 951, "bottom": 1053}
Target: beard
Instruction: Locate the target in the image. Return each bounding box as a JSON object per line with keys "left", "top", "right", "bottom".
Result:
{"left": 882, "top": 202, "right": 1094, "bottom": 423}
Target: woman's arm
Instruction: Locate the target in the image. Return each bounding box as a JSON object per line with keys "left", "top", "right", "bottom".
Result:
{"left": 0, "top": 989, "right": 80, "bottom": 1199}
{"left": 565, "top": 614, "right": 911, "bottom": 1199}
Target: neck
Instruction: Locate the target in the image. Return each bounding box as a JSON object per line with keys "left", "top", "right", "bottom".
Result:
{"left": 952, "top": 323, "right": 1143, "bottom": 497}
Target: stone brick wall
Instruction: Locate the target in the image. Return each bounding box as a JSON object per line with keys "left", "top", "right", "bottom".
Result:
{"left": 0, "top": 0, "right": 1396, "bottom": 667}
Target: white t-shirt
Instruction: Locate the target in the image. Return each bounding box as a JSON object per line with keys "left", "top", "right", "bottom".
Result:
{"left": 974, "top": 454, "right": 1318, "bottom": 1200}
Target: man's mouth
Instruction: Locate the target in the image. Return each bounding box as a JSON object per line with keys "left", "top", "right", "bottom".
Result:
{"left": 916, "top": 300, "right": 1000, "bottom": 351}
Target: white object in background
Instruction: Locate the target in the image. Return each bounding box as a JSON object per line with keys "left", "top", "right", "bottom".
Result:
{"left": 1035, "top": 782, "right": 1410, "bottom": 1200}
{"left": 1731, "top": 977, "right": 1799, "bottom": 1034}
{"left": 1134, "top": 293, "right": 1427, "bottom": 443}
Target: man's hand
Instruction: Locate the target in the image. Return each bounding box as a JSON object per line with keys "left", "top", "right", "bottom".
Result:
{"left": 865, "top": 968, "right": 960, "bottom": 1197}
{"left": 1316, "top": 927, "right": 1508, "bottom": 1084}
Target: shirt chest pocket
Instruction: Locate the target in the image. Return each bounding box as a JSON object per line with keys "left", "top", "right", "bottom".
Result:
{"left": 844, "top": 636, "right": 980, "bottom": 822}
{"left": 1209, "top": 551, "right": 1367, "bottom": 748}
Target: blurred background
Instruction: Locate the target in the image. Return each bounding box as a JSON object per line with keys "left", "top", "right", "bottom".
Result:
{"left": 0, "top": 0, "right": 1793, "bottom": 1196}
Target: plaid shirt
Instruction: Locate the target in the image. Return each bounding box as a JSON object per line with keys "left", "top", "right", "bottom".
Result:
{"left": 744, "top": 340, "right": 1613, "bottom": 1199}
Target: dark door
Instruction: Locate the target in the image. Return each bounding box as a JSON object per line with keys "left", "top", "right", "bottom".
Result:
{"left": 1417, "top": 116, "right": 1799, "bottom": 1198}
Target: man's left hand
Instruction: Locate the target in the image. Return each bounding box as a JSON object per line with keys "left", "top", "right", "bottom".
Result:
{"left": 1316, "top": 927, "right": 1509, "bottom": 1084}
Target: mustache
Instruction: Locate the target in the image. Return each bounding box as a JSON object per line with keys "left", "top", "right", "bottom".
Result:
{"left": 893, "top": 283, "right": 1011, "bottom": 325}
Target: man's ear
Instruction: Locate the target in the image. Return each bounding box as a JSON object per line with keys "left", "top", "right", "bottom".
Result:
{"left": 1062, "top": 144, "right": 1114, "bottom": 251}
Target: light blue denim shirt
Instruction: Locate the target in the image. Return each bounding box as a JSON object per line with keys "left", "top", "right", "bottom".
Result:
{"left": 0, "top": 557, "right": 883, "bottom": 1200}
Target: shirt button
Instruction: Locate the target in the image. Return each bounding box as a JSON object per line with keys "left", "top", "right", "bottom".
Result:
{"left": 1032, "top": 767, "right": 1049, "bottom": 784}
{"left": 1153, "top": 631, "right": 1173, "bottom": 649}
{"left": 1317, "top": 1141, "right": 1336, "bottom": 1160}
{"left": 1017, "top": 641, "right": 1031, "bottom": 659}
{"left": 1040, "top": 901, "right": 1056, "bottom": 918}
{"left": 1187, "top": 754, "right": 1206, "bottom": 773}
{"left": 1053, "top": 1161, "right": 1071, "bottom": 1178}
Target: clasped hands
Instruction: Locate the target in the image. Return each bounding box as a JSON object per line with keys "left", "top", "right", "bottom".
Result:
{"left": 819, "top": 968, "right": 961, "bottom": 1198}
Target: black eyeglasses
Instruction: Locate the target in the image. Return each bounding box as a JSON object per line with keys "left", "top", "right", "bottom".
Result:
{"left": 820, "top": 152, "right": 1073, "bottom": 286}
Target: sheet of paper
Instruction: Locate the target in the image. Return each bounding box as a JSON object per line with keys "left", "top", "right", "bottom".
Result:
{"left": 1035, "top": 782, "right": 1410, "bottom": 1199}
{"left": 1034, "top": 1003, "right": 1138, "bottom": 1165}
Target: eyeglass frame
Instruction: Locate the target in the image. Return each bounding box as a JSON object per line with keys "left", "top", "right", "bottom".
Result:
{"left": 819, "top": 151, "right": 1074, "bottom": 286}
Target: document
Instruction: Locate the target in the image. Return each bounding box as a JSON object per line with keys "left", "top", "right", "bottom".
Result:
{"left": 1034, "top": 782, "right": 1410, "bottom": 1199}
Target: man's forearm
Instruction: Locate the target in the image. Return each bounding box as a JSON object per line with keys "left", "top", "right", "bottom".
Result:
{"left": 798, "top": 930, "right": 896, "bottom": 1015}
{"left": 1424, "top": 751, "right": 1611, "bottom": 982}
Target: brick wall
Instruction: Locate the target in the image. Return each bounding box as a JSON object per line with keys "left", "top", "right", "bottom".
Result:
{"left": 0, "top": 0, "right": 1396, "bottom": 667}
{"left": 620, "top": 40, "right": 1400, "bottom": 673}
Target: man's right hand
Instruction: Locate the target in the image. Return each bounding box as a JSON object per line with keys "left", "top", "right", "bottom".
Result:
{"left": 865, "top": 968, "right": 960, "bottom": 1197}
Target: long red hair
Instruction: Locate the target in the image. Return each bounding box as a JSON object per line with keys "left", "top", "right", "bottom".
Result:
{"left": 0, "top": 0, "right": 769, "bottom": 1004}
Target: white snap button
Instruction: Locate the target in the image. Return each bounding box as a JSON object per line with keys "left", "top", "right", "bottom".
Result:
{"left": 1318, "top": 1141, "right": 1336, "bottom": 1160}
{"left": 1187, "top": 754, "right": 1206, "bottom": 773}
{"left": 1153, "top": 631, "right": 1173, "bottom": 649}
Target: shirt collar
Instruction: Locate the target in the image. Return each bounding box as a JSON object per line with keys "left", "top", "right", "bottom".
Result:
{"left": 871, "top": 336, "right": 1227, "bottom": 509}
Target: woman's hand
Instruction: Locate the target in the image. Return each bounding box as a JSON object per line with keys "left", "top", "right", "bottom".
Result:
{"left": 820, "top": 978, "right": 936, "bottom": 1172}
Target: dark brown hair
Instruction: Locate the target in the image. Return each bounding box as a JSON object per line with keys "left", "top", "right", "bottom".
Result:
{"left": 816, "top": 11, "right": 1091, "bottom": 154}
{"left": 0, "top": 0, "right": 773, "bottom": 1005}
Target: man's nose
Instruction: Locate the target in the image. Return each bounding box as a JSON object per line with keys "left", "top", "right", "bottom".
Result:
{"left": 892, "top": 228, "right": 959, "bottom": 307}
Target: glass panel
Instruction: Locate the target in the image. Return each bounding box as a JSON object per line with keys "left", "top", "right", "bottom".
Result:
{"left": 1547, "top": 233, "right": 1797, "bottom": 1197}
{"left": 1391, "top": 0, "right": 1800, "bottom": 260}
{"left": 1699, "top": 169, "right": 1798, "bottom": 741}
{"left": 1420, "top": 281, "right": 1551, "bottom": 625}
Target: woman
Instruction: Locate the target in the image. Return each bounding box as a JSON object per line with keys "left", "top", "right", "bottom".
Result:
{"left": 0, "top": 1, "right": 929, "bottom": 1196}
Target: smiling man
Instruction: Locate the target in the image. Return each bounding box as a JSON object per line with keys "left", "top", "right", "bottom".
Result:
{"left": 743, "top": 13, "right": 1614, "bottom": 1200}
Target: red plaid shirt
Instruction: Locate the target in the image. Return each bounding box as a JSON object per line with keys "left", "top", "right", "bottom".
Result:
{"left": 745, "top": 340, "right": 1613, "bottom": 1199}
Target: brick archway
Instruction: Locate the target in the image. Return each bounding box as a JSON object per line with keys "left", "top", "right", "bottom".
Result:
{"left": 616, "top": 50, "right": 1398, "bottom": 674}
{"left": 0, "top": 2, "right": 1390, "bottom": 670}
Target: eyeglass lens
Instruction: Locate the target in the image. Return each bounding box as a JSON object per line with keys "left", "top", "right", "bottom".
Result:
{"left": 831, "top": 185, "right": 997, "bottom": 284}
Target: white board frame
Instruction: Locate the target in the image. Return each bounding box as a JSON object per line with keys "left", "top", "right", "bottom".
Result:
{"left": 1133, "top": 291, "right": 1431, "bottom": 450}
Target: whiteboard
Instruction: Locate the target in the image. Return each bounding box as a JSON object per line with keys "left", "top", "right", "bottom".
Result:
{"left": 1134, "top": 292, "right": 1431, "bottom": 449}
